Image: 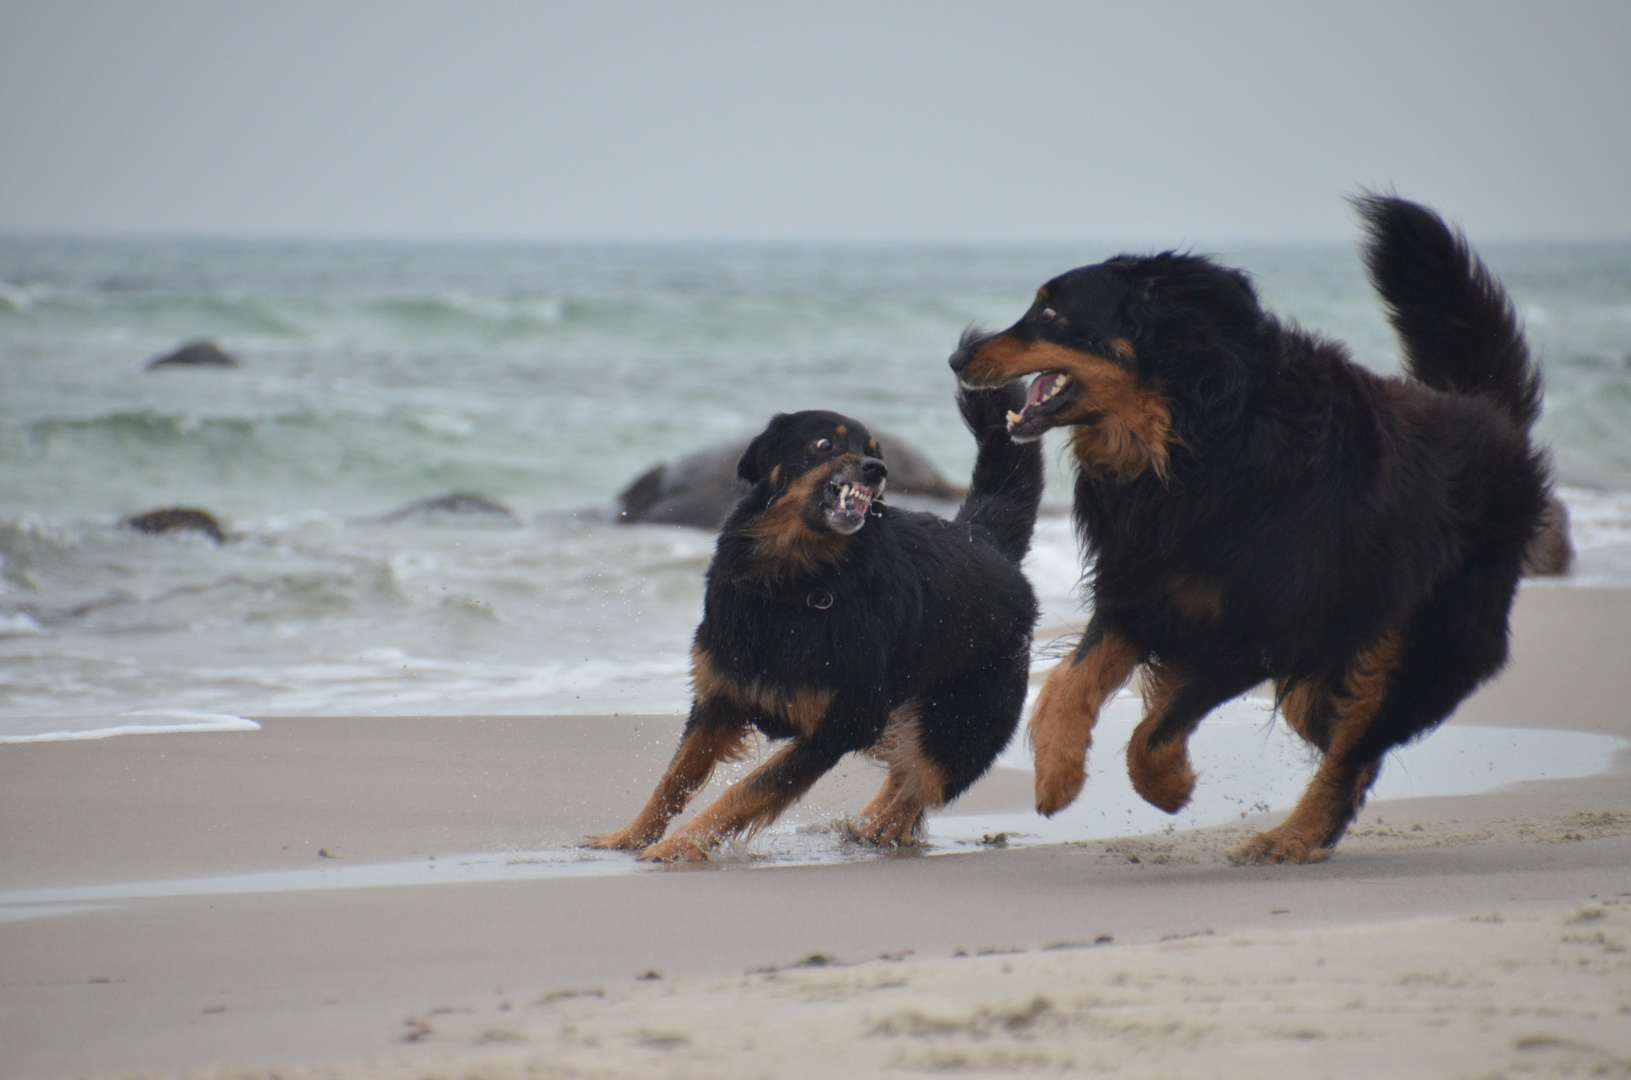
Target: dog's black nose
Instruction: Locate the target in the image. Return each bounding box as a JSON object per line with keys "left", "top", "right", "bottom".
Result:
{"left": 861, "top": 457, "right": 888, "bottom": 485}
{"left": 949, "top": 326, "right": 989, "bottom": 375}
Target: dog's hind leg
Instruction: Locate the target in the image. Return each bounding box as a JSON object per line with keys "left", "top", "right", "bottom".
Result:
{"left": 856, "top": 769, "right": 910, "bottom": 839}
{"left": 588, "top": 701, "right": 754, "bottom": 851}
{"left": 1228, "top": 630, "right": 1405, "bottom": 864}
{"left": 1127, "top": 657, "right": 1265, "bottom": 813}
{"left": 857, "top": 773, "right": 937, "bottom": 849}
{"left": 857, "top": 702, "right": 943, "bottom": 847}
{"left": 639, "top": 735, "right": 849, "bottom": 862}
{"left": 859, "top": 659, "right": 1030, "bottom": 847}
{"left": 1030, "top": 624, "right": 1142, "bottom": 815}
{"left": 1275, "top": 676, "right": 1332, "bottom": 749}
{"left": 1234, "top": 552, "right": 1526, "bottom": 864}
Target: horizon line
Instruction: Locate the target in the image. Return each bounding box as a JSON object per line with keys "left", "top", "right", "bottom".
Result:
{"left": 5, "top": 228, "right": 1631, "bottom": 249}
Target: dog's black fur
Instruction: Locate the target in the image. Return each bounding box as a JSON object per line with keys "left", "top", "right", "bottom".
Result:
{"left": 950, "top": 195, "right": 1551, "bottom": 863}
{"left": 592, "top": 384, "right": 1043, "bottom": 861}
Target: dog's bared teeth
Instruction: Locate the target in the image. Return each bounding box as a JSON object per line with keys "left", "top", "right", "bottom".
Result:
{"left": 1023, "top": 371, "right": 1073, "bottom": 412}
{"left": 1036, "top": 373, "right": 1068, "bottom": 402}
{"left": 1006, "top": 410, "right": 1025, "bottom": 426}
{"left": 833, "top": 481, "right": 874, "bottom": 514}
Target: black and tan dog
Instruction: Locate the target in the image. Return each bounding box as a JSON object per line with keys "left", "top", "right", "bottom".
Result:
{"left": 950, "top": 195, "right": 1550, "bottom": 864}
{"left": 591, "top": 385, "right": 1043, "bottom": 862}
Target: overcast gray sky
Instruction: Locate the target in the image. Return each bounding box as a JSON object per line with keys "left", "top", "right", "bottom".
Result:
{"left": 2, "top": 1, "right": 1628, "bottom": 243}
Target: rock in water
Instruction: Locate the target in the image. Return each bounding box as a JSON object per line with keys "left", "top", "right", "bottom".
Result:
{"left": 380, "top": 492, "right": 519, "bottom": 524}
{"left": 122, "top": 507, "right": 227, "bottom": 543}
{"left": 617, "top": 429, "right": 963, "bottom": 528}
{"left": 144, "top": 340, "right": 239, "bottom": 370}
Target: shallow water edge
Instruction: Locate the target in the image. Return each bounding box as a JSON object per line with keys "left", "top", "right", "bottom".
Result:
{"left": 2, "top": 714, "right": 1619, "bottom": 923}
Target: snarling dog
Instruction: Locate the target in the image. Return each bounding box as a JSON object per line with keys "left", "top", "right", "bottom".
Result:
{"left": 950, "top": 195, "right": 1550, "bottom": 864}
{"left": 590, "top": 386, "right": 1044, "bottom": 861}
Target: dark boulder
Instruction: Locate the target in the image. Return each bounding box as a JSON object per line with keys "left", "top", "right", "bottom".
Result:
{"left": 617, "top": 429, "right": 963, "bottom": 529}
{"left": 144, "top": 340, "right": 239, "bottom": 370}
{"left": 380, "top": 492, "right": 519, "bottom": 524}
{"left": 1523, "top": 491, "right": 1575, "bottom": 577}
{"left": 122, "top": 507, "right": 226, "bottom": 543}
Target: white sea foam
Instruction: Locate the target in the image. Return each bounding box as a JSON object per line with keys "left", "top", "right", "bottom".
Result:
{"left": 1557, "top": 485, "right": 1631, "bottom": 583}
{"left": 0, "top": 612, "right": 43, "bottom": 637}
{"left": 0, "top": 711, "right": 259, "bottom": 743}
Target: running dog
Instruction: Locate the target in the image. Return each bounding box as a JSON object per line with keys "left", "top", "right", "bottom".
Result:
{"left": 950, "top": 195, "right": 1550, "bottom": 863}
{"left": 591, "top": 383, "right": 1043, "bottom": 861}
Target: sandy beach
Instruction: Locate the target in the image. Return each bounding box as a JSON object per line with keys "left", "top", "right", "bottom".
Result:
{"left": 3, "top": 583, "right": 1629, "bottom": 1079}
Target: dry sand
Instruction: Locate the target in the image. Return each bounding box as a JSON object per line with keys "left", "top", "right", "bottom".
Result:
{"left": 2, "top": 584, "right": 1629, "bottom": 1079}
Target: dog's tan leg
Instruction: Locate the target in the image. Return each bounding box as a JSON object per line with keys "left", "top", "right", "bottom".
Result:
{"left": 640, "top": 737, "right": 846, "bottom": 862}
{"left": 1124, "top": 655, "right": 1267, "bottom": 814}
{"left": 1229, "top": 632, "right": 1403, "bottom": 865}
{"left": 857, "top": 770, "right": 906, "bottom": 826}
{"left": 857, "top": 772, "right": 937, "bottom": 847}
{"left": 1275, "top": 676, "right": 1329, "bottom": 747}
{"left": 588, "top": 717, "right": 753, "bottom": 851}
{"left": 1126, "top": 660, "right": 1196, "bottom": 812}
{"left": 856, "top": 704, "right": 946, "bottom": 847}
{"left": 1030, "top": 629, "right": 1141, "bottom": 815}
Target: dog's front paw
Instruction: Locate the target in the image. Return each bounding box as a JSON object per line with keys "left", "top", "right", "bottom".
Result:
{"left": 858, "top": 815, "right": 921, "bottom": 849}
{"left": 637, "top": 836, "right": 712, "bottom": 863}
{"left": 1226, "top": 829, "right": 1333, "bottom": 866}
{"left": 1033, "top": 748, "right": 1086, "bottom": 816}
{"left": 585, "top": 824, "right": 658, "bottom": 851}
{"left": 1127, "top": 738, "right": 1195, "bottom": 814}
{"left": 956, "top": 379, "right": 1029, "bottom": 440}
{"left": 1028, "top": 657, "right": 1113, "bottom": 816}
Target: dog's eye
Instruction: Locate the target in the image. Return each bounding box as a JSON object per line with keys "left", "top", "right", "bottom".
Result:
{"left": 814, "top": 438, "right": 833, "bottom": 452}
{"left": 1039, "top": 307, "right": 1057, "bottom": 322}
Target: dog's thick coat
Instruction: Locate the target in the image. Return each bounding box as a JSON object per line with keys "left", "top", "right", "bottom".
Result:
{"left": 950, "top": 196, "right": 1550, "bottom": 863}
{"left": 592, "top": 386, "right": 1043, "bottom": 861}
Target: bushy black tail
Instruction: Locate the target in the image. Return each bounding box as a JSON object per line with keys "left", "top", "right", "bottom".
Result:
{"left": 954, "top": 381, "right": 1045, "bottom": 563}
{"left": 1356, "top": 194, "right": 1542, "bottom": 429}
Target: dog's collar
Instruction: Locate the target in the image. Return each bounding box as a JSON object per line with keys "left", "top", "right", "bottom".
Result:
{"left": 750, "top": 582, "right": 836, "bottom": 611}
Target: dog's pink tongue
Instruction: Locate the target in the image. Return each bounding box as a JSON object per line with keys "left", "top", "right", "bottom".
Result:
{"left": 1026, "top": 372, "right": 1063, "bottom": 409}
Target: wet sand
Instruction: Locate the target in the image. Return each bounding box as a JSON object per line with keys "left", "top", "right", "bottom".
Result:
{"left": 2, "top": 584, "right": 1629, "bottom": 1079}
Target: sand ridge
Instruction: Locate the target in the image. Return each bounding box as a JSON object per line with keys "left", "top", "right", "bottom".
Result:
{"left": 105, "top": 898, "right": 1631, "bottom": 1080}
{"left": 414, "top": 900, "right": 1631, "bottom": 1080}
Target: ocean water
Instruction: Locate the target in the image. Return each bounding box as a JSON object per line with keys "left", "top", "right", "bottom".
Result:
{"left": 2, "top": 237, "right": 1630, "bottom": 737}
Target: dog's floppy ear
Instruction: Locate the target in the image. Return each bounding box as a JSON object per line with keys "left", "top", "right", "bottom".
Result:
{"left": 1120, "top": 253, "right": 1261, "bottom": 338}
{"left": 736, "top": 417, "right": 787, "bottom": 485}
{"left": 1114, "top": 259, "right": 1165, "bottom": 334}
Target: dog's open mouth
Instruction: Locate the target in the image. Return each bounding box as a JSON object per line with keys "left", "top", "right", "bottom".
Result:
{"left": 823, "top": 479, "right": 877, "bottom": 534}
{"left": 1005, "top": 371, "right": 1079, "bottom": 441}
